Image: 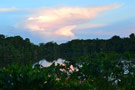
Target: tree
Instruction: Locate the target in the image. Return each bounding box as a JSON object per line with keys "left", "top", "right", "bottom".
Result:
{"left": 130, "top": 33, "right": 135, "bottom": 39}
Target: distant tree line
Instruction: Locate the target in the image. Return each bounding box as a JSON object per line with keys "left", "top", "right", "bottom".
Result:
{"left": 38, "top": 33, "right": 135, "bottom": 61}
{"left": 0, "top": 35, "right": 39, "bottom": 67}
{"left": 0, "top": 33, "right": 135, "bottom": 66}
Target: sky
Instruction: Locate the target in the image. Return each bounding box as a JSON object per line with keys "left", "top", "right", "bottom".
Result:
{"left": 0, "top": 0, "right": 135, "bottom": 44}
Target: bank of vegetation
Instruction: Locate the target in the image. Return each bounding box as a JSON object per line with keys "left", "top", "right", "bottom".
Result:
{"left": 0, "top": 33, "right": 135, "bottom": 89}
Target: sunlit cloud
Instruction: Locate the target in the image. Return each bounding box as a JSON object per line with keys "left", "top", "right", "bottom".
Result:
{"left": 15, "top": 4, "right": 121, "bottom": 41}
{"left": 55, "top": 25, "right": 76, "bottom": 37}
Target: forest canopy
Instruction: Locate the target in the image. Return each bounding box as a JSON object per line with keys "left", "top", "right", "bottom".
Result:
{"left": 0, "top": 33, "right": 135, "bottom": 89}
{"left": 0, "top": 33, "right": 135, "bottom": 66}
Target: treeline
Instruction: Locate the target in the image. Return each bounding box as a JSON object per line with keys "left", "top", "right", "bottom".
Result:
{"left": 0, "top": 33, "right": 135, "bottom": 66}
{"left": 39, "top": 33, "right": 135, "bottom": 61}
{"left": 0, "top": 35, "right": 39, "bottom": 67}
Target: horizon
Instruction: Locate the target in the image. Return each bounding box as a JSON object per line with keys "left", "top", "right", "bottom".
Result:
{"left": 0, "top": 0, "right": 135, "bottom": 44}
{"left": 0, "top": 33, "right": 134, "bottom": 45}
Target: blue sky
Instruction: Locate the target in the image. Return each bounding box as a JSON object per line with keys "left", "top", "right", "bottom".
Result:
{"left": 0, "top": 0, "right": 135, "bottom": 44}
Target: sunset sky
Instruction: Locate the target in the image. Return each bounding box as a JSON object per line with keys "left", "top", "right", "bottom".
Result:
{"left": 0, "top": 0, "right": 135, "bottom": 44}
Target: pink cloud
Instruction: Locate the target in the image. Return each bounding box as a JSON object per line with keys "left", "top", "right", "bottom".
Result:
{"left": 15, "top": 4, "right": 121, "bottom": 40}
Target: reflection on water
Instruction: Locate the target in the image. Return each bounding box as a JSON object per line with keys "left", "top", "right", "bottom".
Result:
{"left": 36, "top": 58, "right": 65, "bottom": 67}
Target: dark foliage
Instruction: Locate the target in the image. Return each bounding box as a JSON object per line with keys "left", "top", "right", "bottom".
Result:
{"left": 0, "top": 53, "right": 135, "bottom": 89}
{"left": 0, "top": 33, "right": 135, "bottom": 89}
{"left": 39, "top": 33, "right": 135, "bottom": 61}
{"left": 0, "top": 35, "right": 40, "bottom": 67}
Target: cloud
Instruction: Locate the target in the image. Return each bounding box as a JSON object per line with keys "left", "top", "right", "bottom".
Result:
{"left": 0, "top": 7, "right": 18, "bottom": 12}
{"left": 76, "top": 24, "right": 107, "bottom": 30}
{"left": 15, "top": 4, "right": 121, "bottom": 41}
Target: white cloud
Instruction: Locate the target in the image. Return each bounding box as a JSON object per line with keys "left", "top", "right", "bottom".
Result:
{"left": 15, "top": 4, "right": 121, "bottom": 41}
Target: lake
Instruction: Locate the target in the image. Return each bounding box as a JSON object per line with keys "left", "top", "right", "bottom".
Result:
{"left": 34, "top": 58, "right": 65, "bottom": 67}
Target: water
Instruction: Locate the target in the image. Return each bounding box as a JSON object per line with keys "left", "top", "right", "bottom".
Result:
{"left": 35, "top": 58, "right": 65, "bottom": 67}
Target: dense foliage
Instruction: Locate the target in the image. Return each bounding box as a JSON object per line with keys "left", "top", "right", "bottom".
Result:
{"left": 0, "top": 53, "right": 135, "bottom": 90}
{"left": 39, "top": 33, "right": 135, "bottom": 61}
{"left": 0, "top": 33, "right": 135, "bottom": 89}
{"left": 0, "top": 35, "right": 40, "bottom": 67}
{"left": 0, "top": 33, "right": 135, "bottom": 64}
